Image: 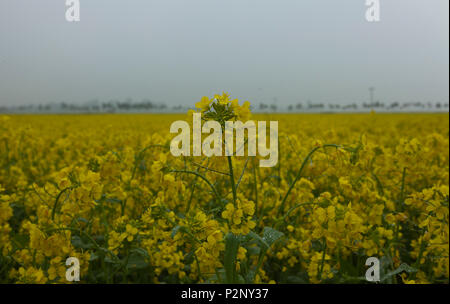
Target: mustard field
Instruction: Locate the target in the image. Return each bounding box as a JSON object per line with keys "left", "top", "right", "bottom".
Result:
{"left": 0, "top": 110, "right": 448, "bottom": 284}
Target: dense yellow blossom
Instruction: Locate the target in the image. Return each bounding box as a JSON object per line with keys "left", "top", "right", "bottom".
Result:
{"left": 0, "top": 100, "right": 448, "bottom": 284}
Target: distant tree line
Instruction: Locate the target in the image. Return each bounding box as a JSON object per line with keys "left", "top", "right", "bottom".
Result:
{"left": 260, "top": 101, "right": 449, "bottom": 112}
{"left": 0, "top": 99, "right": 448, "bottom": 114}
{"left": 0, "top": 99, "right": 180, "bottom": 113}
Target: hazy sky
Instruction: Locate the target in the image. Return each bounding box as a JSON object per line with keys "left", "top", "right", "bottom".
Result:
{"left": 0, "top": 0, "right": 448, "bottom": 107}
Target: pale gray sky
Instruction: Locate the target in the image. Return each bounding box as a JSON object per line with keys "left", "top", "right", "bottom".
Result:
{"left": 0, "top": 0, "right": 448, "bottom": 107}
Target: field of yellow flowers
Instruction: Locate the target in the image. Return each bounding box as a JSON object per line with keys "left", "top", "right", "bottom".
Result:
{"left": 0, "top": 103, "right": 448, "bottom": 283}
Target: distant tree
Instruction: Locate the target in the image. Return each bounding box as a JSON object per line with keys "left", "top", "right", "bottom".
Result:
{"left": 389, "top": 102, "right": 399, "bottom": 109}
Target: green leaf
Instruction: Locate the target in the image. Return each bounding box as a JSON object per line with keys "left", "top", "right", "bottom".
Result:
{"left": 214, "top": 269, "right": 226, "bottom": 283}
{"left": 71, "top": 235, "right": 93, "bottom": 249}
{"left": 12, "top": 234, "right": 29, "bottom": 249}
{"left": 224, "top": 233, "right": 240, "bottom": 284}
{"left": 246, "top": 227, "right": 284, "bottom": 283}
{"left": 237, "top": 274, "right": 246, "bottom": 284}
{"left": 381, "top": 263, "right": 418, "bottom": 282}
{"left": 171, "top": 225, "right": 186, "bottom": 239}
{"left": 248, "top": 231, "right": 270, "bottom": 251}
{"left": 262, "top": 227, "right": 284, "bottom": 248}
{"left": 286, "top": 275, "right": 309, "bottom": 284}
{"left": 75, "top": 217, "right": 89, "bottom": 224}
{"left": 184, "top": 251, "right": 195, "bottom": 265}
{"left": 246, "top": 246, "right": 261, "bottom": 256}
{"left": 89, "top": 252, "right": 99, "bottom": 262}
{"left": 130, "top": 248, "right": 150, "bottom": 259}
{"left": 104, "top": 256, "right": 117, "bottom": 264}
{"left": 105, "top": 197, "right": 122, "bottom": 204}
{"left": 126, "top": 252, "right": 149, "bottom": 270}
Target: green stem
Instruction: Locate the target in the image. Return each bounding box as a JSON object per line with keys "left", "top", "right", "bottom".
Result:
{"left": 411, "top": 238, "right": 426, "bottom": 280}
{"left": 277, "top": 136, "right": 281, "bottom": 187}
{"left": 400, "top": 167, "right": 407, "bottom": 205}
{"left": 227, "top": 156, "right": 237, "bottom": 206}
{"left": 318, "top": 240, "right": 327, "bottom": 282}
{"left": 51, "top": 187, "right": 73, "bottom": 220}
{"left": 131, "top": 144, "right": 168, "bottom": 180}
{"left": 282, "top": 202, "right": 316, "bottom": 222}
{"left": 393, "top": 167, "right": 407, "bottom": 259}
{"left": 252, "top": 157, "right": 259, "bottom": 219}
{"left": 170, "top": 169, "right": 222, "bottom": 204}
{"left": 252, "top": 251, "right": 266, "bottom": 283}
{"left": 278, "top": 144, "right": 340, "bottom": 216}
{"left": 186, "top": 174, "right": 199, "bottom": 214}
{"left": 235, "top": 157, "right": 250, "bottom": 191}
